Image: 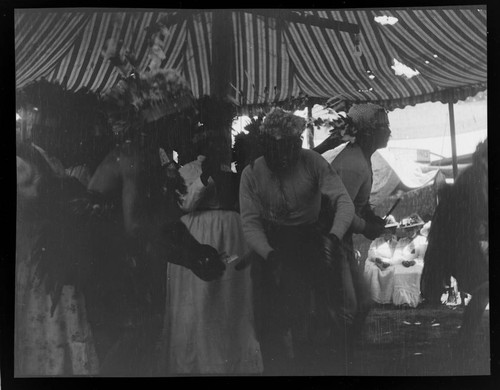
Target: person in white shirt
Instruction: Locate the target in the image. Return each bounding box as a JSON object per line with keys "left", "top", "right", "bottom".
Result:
{"left": 238, "top": 108, "right": 354, "bottom": 375}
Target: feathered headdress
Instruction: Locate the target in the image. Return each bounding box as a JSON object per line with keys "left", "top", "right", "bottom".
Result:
{"left": 103, "top": 69, "right": 196, "bottom": 130}
{"left": 101, "top": 18, "right": 196, "bottom": 133}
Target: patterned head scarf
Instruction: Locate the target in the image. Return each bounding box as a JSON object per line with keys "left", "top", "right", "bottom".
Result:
{"left": 310, "top": 100, "right": 388, "bottom": 149}
{"left": 260, "top": 108, "right": 306, "bottom": 140}
{"left": 347, "top": 103, "right": 388, "bottom": 134}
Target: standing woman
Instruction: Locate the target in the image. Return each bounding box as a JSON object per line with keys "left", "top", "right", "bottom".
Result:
{"left": 313, "top": 103, "right": 391, "bottom": 361}
{"left": 163, "top": 129, "right": 263, "bottom": 374}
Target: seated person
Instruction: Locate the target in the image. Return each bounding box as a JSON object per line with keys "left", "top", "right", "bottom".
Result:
{"left": 163, "top": 132, "right": 263, "bottom": 375}
{"left": 391, "top": 215, "right": 430, "bottom": 308}
{"left": 364, "top": 214, "right": 430, "bottom": 307}
{"left": 363, "top": 215, "right": 399, "bottom": 305}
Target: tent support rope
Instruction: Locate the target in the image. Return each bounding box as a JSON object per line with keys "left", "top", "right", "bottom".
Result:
{"left": 448, "top": 101, "right": 458, "bottom": 180}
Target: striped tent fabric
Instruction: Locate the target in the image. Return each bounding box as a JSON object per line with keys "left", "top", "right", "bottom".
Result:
{"left": 15, "top": 10, "right": 91, "bottom": 88}
{"left": 231, "top": 11, "right": 302, "bottom": 106}
{"left": 15, "top": 7, "right": 487, "bottom": 110}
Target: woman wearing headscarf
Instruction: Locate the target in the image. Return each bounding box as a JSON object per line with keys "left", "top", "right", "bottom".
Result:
{"left": 312, "top": 102, "right": 392, "bottom": 363}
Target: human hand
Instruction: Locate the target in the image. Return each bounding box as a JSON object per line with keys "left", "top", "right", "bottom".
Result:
{"left": 189, "top": 244, "right": 226, "bottom": 281}
{"left": 402, "top": 260, "right": 416, "bottom": 268}
{"left": 364, "top": 221, "right": 386, "bottom": 240}
{"left": 375, "top": 257, "right": 390, "bottom": 270}
{"left": 321, "top": 233, "right": 342, "bottom": 269}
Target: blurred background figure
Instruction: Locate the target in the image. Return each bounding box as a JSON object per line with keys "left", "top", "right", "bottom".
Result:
{"left": 15, "top": 81, "right": 104, "bottom": 376}
{"left": 421, "top": 139, "right": 488, "bottom": 362}
{"left": 85, "top": 69, "right": 225, "bottom": 376}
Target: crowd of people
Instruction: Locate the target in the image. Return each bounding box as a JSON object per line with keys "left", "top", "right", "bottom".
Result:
{"left": 15, "top": 71, "right": 487, "bottom": 376}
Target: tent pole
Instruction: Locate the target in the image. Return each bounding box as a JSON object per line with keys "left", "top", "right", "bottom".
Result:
{"left": 307, "top": 105, "right": 314, "bottom": 149}
{"left": 448, "top": 101, "right": 458, "bottom": 180}
{"left": 211, "top": 10, "right": 234, "bottom": 99}
{"left": 210, "top": 11, "right": 235, "bottom": 156}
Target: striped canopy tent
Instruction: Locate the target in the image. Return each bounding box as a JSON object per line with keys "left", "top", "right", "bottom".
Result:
{"left": 15, "top": 7, "right": 487, "bottom": 173}
{"left": 15, "top": 7, "right": 486, "bottom": 109}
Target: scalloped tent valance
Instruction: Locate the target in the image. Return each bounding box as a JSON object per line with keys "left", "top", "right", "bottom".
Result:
{"left": 15, "top": 7, "right": 487, "bottom": 111}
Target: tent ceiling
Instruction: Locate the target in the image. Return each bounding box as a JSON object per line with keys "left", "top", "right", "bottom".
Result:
{"left": 15, "top": 7, "right": 487, "bottom": 110}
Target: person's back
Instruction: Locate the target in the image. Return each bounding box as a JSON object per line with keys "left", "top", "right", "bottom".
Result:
{"left": 330, "top": 143, "right": 372, "bottom": 215}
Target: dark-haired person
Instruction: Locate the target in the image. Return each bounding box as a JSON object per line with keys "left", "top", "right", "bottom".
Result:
{"left": 238, "top": 108, "right": 355, "bottom": 375}
{"left": 421, "top": 139, "right": 488, "bottom": 362}
{"left": 16, "top": 80, "right": 113, "bottom": 179}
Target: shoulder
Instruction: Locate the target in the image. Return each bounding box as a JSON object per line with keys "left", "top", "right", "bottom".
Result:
{"left": 300, "top": 148, "right": 329, "bottom": 167}
{"left": 179, "top": 159, "right": 201, "bottom": 175}
{"left": 301, "top": 148, "right": 322, "bottom": 160}
{"left": 333, "top": 144, "right": 364, "bottom": 165}
{"left": 118, "top": 140, "right": 138, "bottom": 157}
{"left": 332, "top": 145, "right": 368, "bottom": 173}
{"left": 242, "top": 157, "right": 264, "bottom": 178}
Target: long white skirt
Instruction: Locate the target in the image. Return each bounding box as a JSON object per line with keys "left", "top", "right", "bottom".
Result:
{"left": 161, "top": 210, "right": 263, "bottom": 374}
{"left": 392, "top": 261, "right": 424, "bottom": 308}
{"left": 363, "top": 260, "right": 396, "bottom": 305}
